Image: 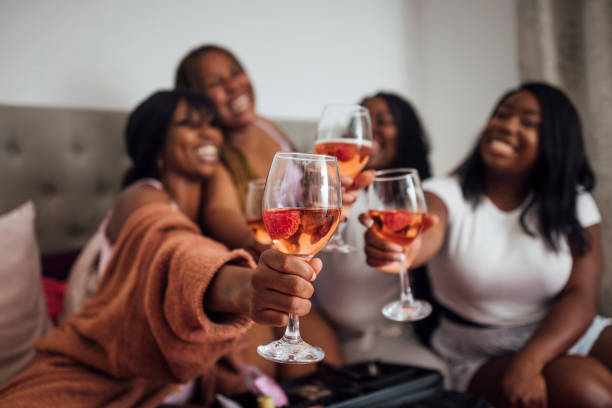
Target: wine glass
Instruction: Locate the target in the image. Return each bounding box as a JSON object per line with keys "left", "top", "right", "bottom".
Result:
{"left": 367, "top": 168, "right": 432, "bottom": 321}
{"left": 245, "top": 178, "right": 272, "bottom": 245}
{"left": 258, "top": 152, "right": 342, "bottom": 363}
{"left": 315, "top": 104, "right": 372, "bottom": 253}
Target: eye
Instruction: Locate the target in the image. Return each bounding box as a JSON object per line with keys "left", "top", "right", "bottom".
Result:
{"left": 176, "top": 118, "right": 201, "bottom": 127}
{"left": 375, "top": 116, "right": 394, "bottom": 126}
{"left": 175, "top": 109, "right": 206, "bottom": 128}
{"left": 494, "top": 109, "right": 511, "bottom": 119}
{"left": 230, "top": 66, "right": 242, "bottom": 78}
{"left": 521, "top": 119, "right": 539, "bottom": 128}
{"left": 205, "top": 78, "right": 222, "bottom": 89}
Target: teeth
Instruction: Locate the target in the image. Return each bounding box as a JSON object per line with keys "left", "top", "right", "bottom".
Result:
{"left": 195, "top": 145, "right": 218, "bottom": 160}
{"left": 490, "top": 139, "right": 515, "bottom": 155}
{"left": 230, "top": 94, "right": 249, "bottom": 113}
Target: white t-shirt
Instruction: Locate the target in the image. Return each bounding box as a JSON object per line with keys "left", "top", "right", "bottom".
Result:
{"left": 424, "top": 176, "right": 601, "bottom": 327}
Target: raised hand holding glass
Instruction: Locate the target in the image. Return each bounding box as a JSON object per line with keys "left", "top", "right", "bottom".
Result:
{"left": 257, "top": 153, "right": 342, "bottom": 363}
{"left": 367, "top": 168, "right": 432, "bottom": 321}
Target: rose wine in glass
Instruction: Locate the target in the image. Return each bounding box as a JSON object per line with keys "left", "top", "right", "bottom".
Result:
{"left": 258, "top": 152, "right": 342, "bottom": 364}
{"left": 367, "top": 210, "right": 425, "bottom": 247}
{"left": 368, "top": 168, "right": 432, "bottom": 321}
{"left": 245, "top": 179, "right": 272, "bottom": 245}
{"left": 262, "top": 208, "right": 341, "bottom": 256}
{"left": 315, "top": 104, "right": 372, "bottom": 253}
{"left": 315, "top": 139, "right": 372, "bottom": 179}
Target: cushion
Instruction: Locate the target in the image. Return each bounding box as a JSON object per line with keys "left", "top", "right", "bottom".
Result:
{"left": 0, "top": 201, "right": 51, "bottom": 385}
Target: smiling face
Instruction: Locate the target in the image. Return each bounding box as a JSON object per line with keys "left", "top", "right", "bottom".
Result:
{"left": 363, "top": 97, "right": 398, "bottom": 170}
{"left": 158, "top": 99, "right": 223, "bottom": 181}
{"left": 195, "top": 50, "right": 256, "bottom": 130}
{"left": 479, "top": 90, "right": 541, "bottom": 177}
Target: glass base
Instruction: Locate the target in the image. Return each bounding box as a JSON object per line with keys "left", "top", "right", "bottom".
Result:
{"left": 382, "top": 299, "right": 432, "bottom": 322}
{"left": 257, "top": 338, "right": 324, "bottom": 364}
{"left": 321, "top": 241, "right": 355, "bottom": 253}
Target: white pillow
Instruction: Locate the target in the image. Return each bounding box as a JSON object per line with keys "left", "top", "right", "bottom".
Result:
{"left": 0, "top": 201, "right": 51, "bottom": 385}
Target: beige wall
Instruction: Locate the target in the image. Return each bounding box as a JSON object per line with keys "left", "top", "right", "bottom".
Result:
{"left": 0, "top": 0, "right": 519, "bottom": 176}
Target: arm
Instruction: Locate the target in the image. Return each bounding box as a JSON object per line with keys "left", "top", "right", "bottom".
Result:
{"left": 204, "top": 249, "right": 321, "bottom": 326}
{"left": 413, "top": 192, "right": 449, "bottom": 267}
{"left": 111, "top": 207, "right": 319, "bottom": 380}
{"left": 501, "top": 224, "right": 603, "bottom": 399}
{"left": 201, "top": 165, "right": 265, "bottom": 254}
{"left": 106, "top": 184, "right": 171, "bottom": 243}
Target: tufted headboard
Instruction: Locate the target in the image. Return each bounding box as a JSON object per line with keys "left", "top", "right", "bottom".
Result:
{"left": 0, "top": 104, "right": 316, "bottom": 255}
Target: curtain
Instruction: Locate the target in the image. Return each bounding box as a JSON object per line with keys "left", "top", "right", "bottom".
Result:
{"left": 517, "top": 0, "right": 612, "bottom": 314}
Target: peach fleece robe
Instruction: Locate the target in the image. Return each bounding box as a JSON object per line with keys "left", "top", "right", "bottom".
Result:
{"left": 0, "top": 203, "right": 255, "bottom": 407}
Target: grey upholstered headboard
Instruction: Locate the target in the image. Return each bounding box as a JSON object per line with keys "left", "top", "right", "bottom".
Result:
{"left": 0, "top": 104, "right": 316, "bottom": 254}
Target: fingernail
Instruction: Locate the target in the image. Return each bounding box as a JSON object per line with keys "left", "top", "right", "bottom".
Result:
{"left": 310, "top": 273, "right": 317, "bottom": 282}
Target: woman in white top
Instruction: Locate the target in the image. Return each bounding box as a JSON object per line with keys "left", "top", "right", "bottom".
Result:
{"left": 363, "top": 83, "right": 612, "bottom": 406}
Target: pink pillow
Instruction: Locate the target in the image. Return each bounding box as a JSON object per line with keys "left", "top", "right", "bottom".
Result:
{"left": 0, "top": 201, "right": 52, "bottom": 385}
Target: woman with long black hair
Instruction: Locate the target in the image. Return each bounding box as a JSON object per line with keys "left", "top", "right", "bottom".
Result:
{"left": 310, "top": 92, "right": 448, "bottom": 381}
{"left": 364, "top": 83, "right": 612, "bottom": 406}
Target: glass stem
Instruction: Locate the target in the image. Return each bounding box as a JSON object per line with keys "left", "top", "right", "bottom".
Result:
{"left": 282, "top": 255, "right": 311, "bottom": 344}
{"left": 282, "top": 313, "right": 302, "bottom": 344}
{"left": 399, "top": 267, "right": 415, "bottom": 307}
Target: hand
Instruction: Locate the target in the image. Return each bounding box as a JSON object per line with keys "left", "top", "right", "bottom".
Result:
{"left": 249, "top": 249, "right": 323, "bottom": 326}
{"left": 358, "top": 212, "right": 438, "bottom": 273}
{"left": 340, "top": 170, "right": 375, "bottom": 221}
{"left": 500, "top": 358, "right": 547, "bottom": 408}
